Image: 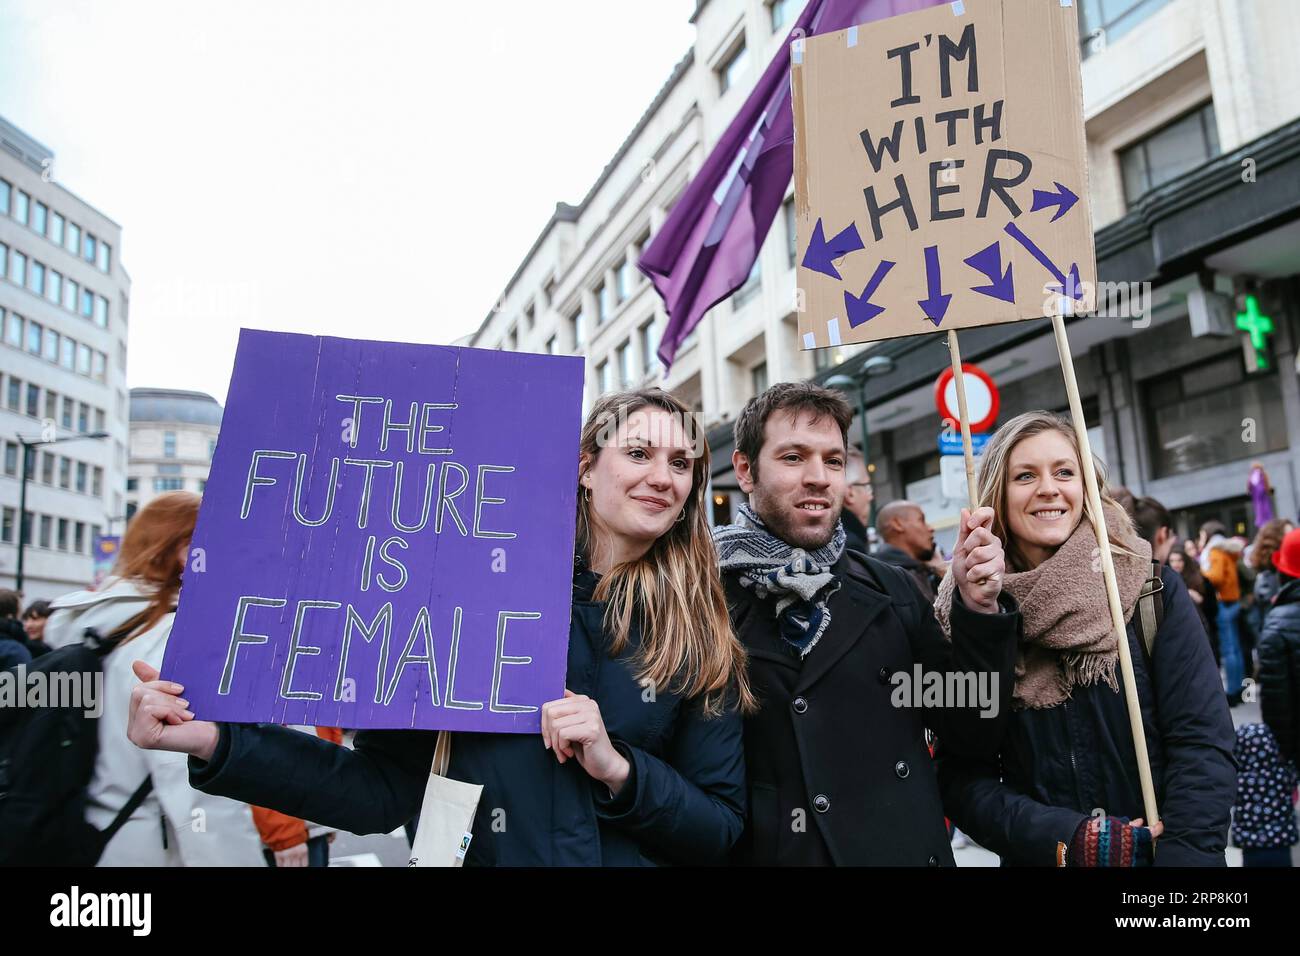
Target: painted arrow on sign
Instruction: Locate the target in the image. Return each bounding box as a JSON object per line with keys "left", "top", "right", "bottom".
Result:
{"left": 1004, "top": 222, "right": 1084, "bottom": 301}
{"left": 1030, "top": 181, "right": 1079, "bottom": 222}
{"left": 802, "top": 218, "right": 864, "bottom": 280}
{"left": 844, "top": 259, "right": 896, "bottom": 328}
{"left": 963, "top": 241, "right": 1015, "bottom": 303}
{"left": 917, "top": 245, "right": 952, "bottom": 326}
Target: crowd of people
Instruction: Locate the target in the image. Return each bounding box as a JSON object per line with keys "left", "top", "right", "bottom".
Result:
{"left": 3, "top": 382, "right": 1298, "bottom": 867}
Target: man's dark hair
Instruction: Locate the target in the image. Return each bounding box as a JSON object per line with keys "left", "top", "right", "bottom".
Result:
{"left": 1132, "top": 496, "right": 1173, "bottom": 546}
{"left": 734, "top": 382, "right": 853, "bottom": 480}
{"left": 0, "top": 589, "right": 19, "bottom": 618}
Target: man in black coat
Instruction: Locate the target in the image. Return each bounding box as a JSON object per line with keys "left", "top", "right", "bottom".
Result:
{"left": 718, "top": 383, "right": 1020, "bottom": 866}
{"left": 1260, "top": 530, "right": 1300, "bottom": 763}
{"left": 874, "top": 499, "right": 944, "bottom": 604}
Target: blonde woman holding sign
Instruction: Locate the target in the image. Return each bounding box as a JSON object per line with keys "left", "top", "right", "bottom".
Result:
{"left": 934, "top": 411, "right": 1236, "bottom": 866}
{"left": 128, "top": 389, "right": 756, "bottom": 866}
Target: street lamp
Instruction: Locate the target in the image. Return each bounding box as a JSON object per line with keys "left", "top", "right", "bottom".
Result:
{"left": 15, "top": 429, "right": 110, "bottom": 593}
{"left": 827, "top": 355, "right": 896, "bottom": 528}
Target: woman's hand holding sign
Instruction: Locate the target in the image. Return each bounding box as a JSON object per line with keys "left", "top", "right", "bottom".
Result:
{"left": 951, "top": 506, "right": 1005, "bottom": 614}
{"left": 540, "top": 690, "right": 631, "bottom": 798}
{"left": 127, "top": 660, "right": 220, "bottom": 762}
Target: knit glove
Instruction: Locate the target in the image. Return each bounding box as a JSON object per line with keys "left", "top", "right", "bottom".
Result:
{"left": 1067, "top": 815, "right": 1154, "bottom": 867}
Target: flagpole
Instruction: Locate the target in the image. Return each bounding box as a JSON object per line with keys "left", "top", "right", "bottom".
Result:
{"left": 1051, "top": 312, "right": 1160, "bottom": 827}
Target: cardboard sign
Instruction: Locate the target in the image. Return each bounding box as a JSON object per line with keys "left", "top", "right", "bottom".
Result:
{"left": 794, "top": 0, "right": 1096, "bottom": 347}
{"left": 162, "top": 329, "right": 584, "bottom": 733}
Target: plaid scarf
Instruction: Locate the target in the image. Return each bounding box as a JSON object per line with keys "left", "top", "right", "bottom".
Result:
{"left": 713, "top": 504, "right": 846, "bottom": 658}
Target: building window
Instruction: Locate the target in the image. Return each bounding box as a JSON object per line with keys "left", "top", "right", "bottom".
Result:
{"left": 0, "top": 507, "right": 12, "bottom": 544}
{"left": 65, "top": 221, "right": 80, "bottom": 256}
{"left": 46, "top": 269, "right": 61, "bottom": 304}
{"left": 718, "top": 38, "right": 749, "bottom": 94}
{"left": 770, "top": 0, "right": 795, "bottom": 31}
{"left": 751, "top": 362, "right": 769, "bottom": 396}
{"left": 77, "top": 402, "right": 88, "bottom": 433}
{"left": 597, "top": 360, "right": 613, "bottom": 394}
{"left": 43, "top": 388, "right": 56, "bottom": 420}
{"left": 97, "top": 241, "right": 111, "bottom": 273}
{"left": 5, "top": 311, "right": 20, "bottom": 347}
{"left": 95, "top": 408, "right": 105, "bottom": 431}
{"left": 80, "top": 288, "right": 94, "bottom": 318}
{"left": 15, "top": 191, "right": 29, "bottom": 226}
{"left": 39, "top": 515, "right": 51, "bottom": 549}
{"left": 595, "top": 283, "right": 609, "bottom": 324}
{"left": 76, "top": 343, "right": 91, "bottom": 376}
{"left": 59, "top": 457, "right": 71, "bottom": 489}
{"left": 639, "top": 321, "right": 657, "bottom": 373}
{"left": 61, "top": 396, "right": 73, "bottom": 429}
{"left": 40, "top": 451, "right": 54, "bottom": 484}
{"left": 1144, "top": 353, "right": 1288, "bottom": 478}
{"left": 92, "top": 466, "right": 103, "bottom": 497}
{"left": 126, "top": 476, "right": 138, "bottom": 491}
{"left": 50, "top": 211, "right": 64, "bottom": 246}
{"left": 43, "top": 329, "right": 58, "bottom": 364}
{"left": 1119, "top": 102, "right": 1219, "bottom": 206}
{"left": 208, "top": 438, "right": 216, "bottom": 460}
{"left": 83, "top": 232, "right": 96, "bottom": 263}
{"left": 618, "top": 341, "right": 634, "bottom": 387}
{"left": 571, "top": 309, "right": 585, "bottom": 348}
{"left": 154, "top": 477, "right": 184, "bottom": 492}
{"left": 733, "top": 257, "right": 763, "bottom": 310}
{"left": 6, "top": 377, "right": 20, "bottom": 410}
{"left": 26, "top": 320, "right": 41, "bottom": 355}
{"left": 62, "top": 277, "right": 77, "bottom": 312}
{"left": 92, "top": 351, "right": 106, "bottom": 381}
{"left": 0, "top": 179, "right": 9, "bottom": 215}
{"left": 32, "top": 201, "right": 47, "bottom": 236}
{"left": 57, "top": 518, "right": 68, "bottom": 551}
{"left": 3, "top": 443, "right": 16, "bottom": 476}
{"left": 616, "top": 258, "right": 637, "bottom": 302}
{"left": 0, "top": 242, "right": 5, "bottom": 276}
{"left": 94, "top": 295, "right": 109, "bottom": 328}
{"left": 1079, "top": 0, "right": 1174, "bottom": 57}
{"left": 60, "top": 337, "right": 74, "bottom": 370}
{"left": 28, "top": 260, "right": 44, "bottom": 296}
{"left": 25, "top": 383, "right": 39, "bottom": 417}
{"left": 74, "top": 521, "right": 85, "bottom": 553}
{"left": 164, "top": 431, "right": 177, "bottom": 457}
{"left": 9, "top": 249, "right": 25, "bottom": 286}
{"left": 76, "top": 461, "right": 87, "bottom": 493}
{"left": 784, "top": 197, "right": 798, "bottom": 267}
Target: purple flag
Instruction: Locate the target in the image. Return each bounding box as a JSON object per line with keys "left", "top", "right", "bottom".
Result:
{"left": 640, "top": 0, "right": 949, "bottom": 369}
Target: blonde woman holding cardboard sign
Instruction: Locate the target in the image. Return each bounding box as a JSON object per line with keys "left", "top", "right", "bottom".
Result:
{"left": 933, "top": 411, "right": 1236, "bottom": 866}
{"left": 128, "top": 388, "right": 756, "bottom": 866}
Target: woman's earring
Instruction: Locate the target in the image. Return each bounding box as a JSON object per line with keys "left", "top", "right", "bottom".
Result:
{"left": 677, "top": 508, "right": 687, "bottom": 523}
{"left": 584, "top": 486, "right": 591, "bottom": 503}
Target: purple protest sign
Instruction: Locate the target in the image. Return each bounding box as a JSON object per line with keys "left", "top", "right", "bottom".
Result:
{"left": 162, "top": 329, "right": 584, "bottom": 733}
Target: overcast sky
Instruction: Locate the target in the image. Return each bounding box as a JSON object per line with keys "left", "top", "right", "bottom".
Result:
{"left": 0, "top": 0, "right": 696, "bottom": 403}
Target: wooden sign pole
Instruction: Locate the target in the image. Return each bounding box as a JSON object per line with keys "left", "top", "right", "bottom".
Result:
{"left": 946, "top": 330, "right": 980, "bottom": 508}
{"left": 1050, "top": 313, "right": 1160, "bottom": 827}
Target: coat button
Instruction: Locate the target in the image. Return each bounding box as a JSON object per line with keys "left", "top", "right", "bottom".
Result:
{"left": 877, "top": 666, "right": 891, "bottom": 685}
{"left": 928, "top": 855, "right": 940, "bottom": 867}
{"left": 895, "top": 761, "right": 910, "bottom": 779}
{"left": 792, "top": 697, "right": 808, "bottom": 714}
{"left": 813, "top": 794, "right": 830, "bottom": 813}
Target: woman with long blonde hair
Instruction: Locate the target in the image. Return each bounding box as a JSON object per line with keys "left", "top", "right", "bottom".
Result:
{"left": 934, "top": 411, "right": 1235, "bottom": 866}
{"left": 129, "top": 389, "right": 754, "bottom": 865}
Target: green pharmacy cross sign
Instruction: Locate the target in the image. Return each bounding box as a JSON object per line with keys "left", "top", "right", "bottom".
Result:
{"left": 1236, "top": 295, "right": 1274, "bottom": 371}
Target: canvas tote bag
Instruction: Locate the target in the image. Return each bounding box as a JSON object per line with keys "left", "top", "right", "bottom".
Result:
{"left": 408, "top": 731, "right": 483, "bottom": 867}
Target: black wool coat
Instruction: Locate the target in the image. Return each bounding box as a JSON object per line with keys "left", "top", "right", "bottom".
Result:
{"left": 937, "top": 567, "right": 1237, "bottom": 866}
{"left": 1260, "top": 577, "right": 1300, "bottom": 763}
{"left": 727, "top": 551, "right": 1020, "bottom": 866}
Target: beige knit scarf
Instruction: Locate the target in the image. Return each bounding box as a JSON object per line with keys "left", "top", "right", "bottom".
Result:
{"left": 934, "top": 504, "right": 1152, "bottom": 710}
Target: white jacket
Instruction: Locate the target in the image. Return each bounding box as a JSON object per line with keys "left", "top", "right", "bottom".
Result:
{"left": 46, "top": 578, "right": 265, "bottom": 867}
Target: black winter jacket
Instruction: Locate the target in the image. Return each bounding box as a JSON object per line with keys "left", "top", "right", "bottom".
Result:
{"left": 937, "top": 567, "right": 1237, "bottom": 866}
{"left": 729, "top": 551, "right": 1020, "bottom": 866}
{"left": 1260, "top": 577, "right": 1300, "bottom": 763}
{"left": 190, "top": 564, "right": 746, "bottom": 865}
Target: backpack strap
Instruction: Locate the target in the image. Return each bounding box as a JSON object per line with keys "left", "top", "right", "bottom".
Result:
{"left": 82, "top": 607, "right": 167, "bottom": 657}
{"left": 1136, "top": 560, "right": 1165, "bottom": 661}
{"left": 100, "top": 777, "right": 155, "bottom": 846}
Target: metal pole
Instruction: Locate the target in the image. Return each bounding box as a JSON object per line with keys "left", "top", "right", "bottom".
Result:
{"left": 16, "top": 441, "right": 31, "bottom": 593}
